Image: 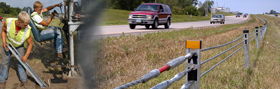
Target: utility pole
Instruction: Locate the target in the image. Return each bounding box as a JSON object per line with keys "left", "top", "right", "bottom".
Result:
{"left": 224, "top": 0, "right": 227, "bottom": 12}
{"left": 206, "top": 0, "right": 208, "bottom": 17}
{"left": 155, "top": 0, "right": 157, "bottom": 3}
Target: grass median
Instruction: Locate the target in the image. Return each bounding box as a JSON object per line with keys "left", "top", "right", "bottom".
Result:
{"left": 96, "top": 14, "right": 280, "bottom": 88}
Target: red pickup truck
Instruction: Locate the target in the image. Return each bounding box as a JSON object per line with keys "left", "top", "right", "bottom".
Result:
{"left": 128, "top": 3, "right": 172, "bottom": 29}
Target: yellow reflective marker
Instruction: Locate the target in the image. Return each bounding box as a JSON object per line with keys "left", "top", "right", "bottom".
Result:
{"left": 186, "top": 40, "right": 202, "bottom": 49}
{"left": 262, "top": 25, "right": 264, "bottom": 27}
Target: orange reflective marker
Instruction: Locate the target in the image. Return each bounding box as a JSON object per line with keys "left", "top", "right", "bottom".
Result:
{"left": 186, "top": 40, "right": 202, "bottom": 49}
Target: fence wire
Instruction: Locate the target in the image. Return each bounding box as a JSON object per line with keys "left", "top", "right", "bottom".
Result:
{"left": 249, "top": 34, "right": 255, "bottom": 39}
{"left": 201, "top": 34, "right": 244, "bottom": 51}
{"left": 249, "top": 32, "right": 256, "bottom": 35}
{"left": 115, "top": 79, "right": 144, "bottom": 89}
{"left": 201, "top": 40, "right": 245, "bottom": 65}
{"left": 115, "top": 53, "right": 196, "bottom": 89}
{"left": 181, "top": 81, "right": 195, "bottom": 89}
{"left": 151, "top": 67, "right": 194, "bottom": 89}
{"left": 200, "top": 45, "right": 245, "bottom": 77}
{"left": 249, "top": 36, "right": 257, "bottom": 43}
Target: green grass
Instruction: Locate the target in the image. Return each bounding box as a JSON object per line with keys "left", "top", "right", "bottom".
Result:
{"left": 101, "top": 9, "right": 236, "bottom": 25}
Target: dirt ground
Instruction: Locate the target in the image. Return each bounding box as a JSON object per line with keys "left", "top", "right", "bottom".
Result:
{"left": 0, "top": 42, "right": 83, "bottom": 89}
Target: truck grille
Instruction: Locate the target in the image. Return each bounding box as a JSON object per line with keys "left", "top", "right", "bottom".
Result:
{"left": 132, "top": 15, "right": 146, "bottom": 18}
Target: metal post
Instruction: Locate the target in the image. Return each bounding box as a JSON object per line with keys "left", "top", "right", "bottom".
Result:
{"left": 264, "top": 24, "right": 267, "bottom": 36}
{"left": 255, "top": 27, "right": 259, "bottom": 48}
{"left": 7, "top": 43, "right": 47, "bottom": 88}
{"left": 68, "top": 0, "right": 75, "bottom": 77}
{"left": 260, "top": 26, "right": 263, "bottom": 40}
{"left": 243, "top": 30, "right": 249, "bottom": 68}
{"left": 196, "top": 49, "right": 201, "bottom": 89}
{"left": 185, "top": 41, "right": 201, "bottom": 89}
{"left": 185, "top": 48, "right": 191, "bottom": 84}
{"left": 206, "top": 0, "right": 208, "bottom": 17}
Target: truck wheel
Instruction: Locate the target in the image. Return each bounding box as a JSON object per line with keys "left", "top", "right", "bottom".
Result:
{"left": 145, "top": 25, "right": 150, "bottom": 29}
{"left": 152, "top": 19, "right": 158, "bottom": 29}
{"left": 164, "top": 19, "right": 170, "bottom": 29}
{"left": 129, "top": 24, "right": 136, "bottom": 29}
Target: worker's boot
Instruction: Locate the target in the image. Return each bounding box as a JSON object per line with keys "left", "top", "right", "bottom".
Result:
{"left": 0, "top": 82, "right": 6, "bottom": 89}
{"left": 58, "top": 53, "right": 63, "bottom": 58}
{"left": 22, "top": 80, "right": 32, "bottom": 89}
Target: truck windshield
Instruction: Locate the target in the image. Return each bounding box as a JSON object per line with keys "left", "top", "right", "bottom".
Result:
{"left": 136, "top": 5, "right": 158, "bottom": 12}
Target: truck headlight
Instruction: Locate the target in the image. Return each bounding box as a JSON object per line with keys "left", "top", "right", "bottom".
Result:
{"left": 128, "top": 15, "right": 133, "bottom": 18}
{"left": 146, "top": 15, "right": 153, "bottom": 19}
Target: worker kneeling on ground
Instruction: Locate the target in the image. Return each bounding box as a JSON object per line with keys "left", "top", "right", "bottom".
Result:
{"left": 0, "top": 11, "right": 33, "bottom": 89}
{"left": 31, "top": 1, "right": 67, "bottom": 58}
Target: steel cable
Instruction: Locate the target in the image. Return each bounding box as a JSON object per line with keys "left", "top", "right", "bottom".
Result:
{"left": 249, "top": 36, "right": 257, "bottom": 43}
{"left": 249, "top": 34, "right": 255, "bottom": 39}
{"left": 200, "top": 45, "right": 245, "bottom": 77}
{"left": 249, "top": 32, "right": 256, "bottom": 35}
{"left": 115, "top": 79, "right": 144, "bottom": 89}
{"left": 151, "top": 68, "right": 194, "bottom": 89}
{"left": 180, "top": 81, "right": 195, "bottom": 89}
{"left": 201, "top": 35, "right": 244, "bottom": 51}
{"left": 201, "top": 40, "right": 244, "bottom": 65}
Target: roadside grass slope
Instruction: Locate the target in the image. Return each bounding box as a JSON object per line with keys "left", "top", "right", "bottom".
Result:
{"left": 97, "top": 15, "right": 280, "bottom": 88}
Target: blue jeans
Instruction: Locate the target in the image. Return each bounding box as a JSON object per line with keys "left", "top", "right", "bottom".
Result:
{"left": 0, "top": 46, "right": 27, "bottom": 82}
{"left": 40, "top": 26, "right": 63, "bottom": 53}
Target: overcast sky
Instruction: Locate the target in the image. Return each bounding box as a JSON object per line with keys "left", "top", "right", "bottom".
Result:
{"left": 0, "top": 0, "right": 279, "bottom": 14}
{"left": 209, "top": 0, "right": 279, "bottom": 14}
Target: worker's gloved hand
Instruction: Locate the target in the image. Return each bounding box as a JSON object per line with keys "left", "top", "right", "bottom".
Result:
{"left": 21, "top": 55, "right": 28, "bottom": 63}
{"left": 74, "top": 14, "right": 81, "bottom": 19}
{"left": 2, "top": 43, "right": 9, "bottom": 51}
{"left": 56, "top": 3, "right": 62, "bottom": 7}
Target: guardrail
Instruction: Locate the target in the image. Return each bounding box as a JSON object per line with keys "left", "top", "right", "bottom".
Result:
{"left": 115, "top": 15, "right": 267, "bottom": 89}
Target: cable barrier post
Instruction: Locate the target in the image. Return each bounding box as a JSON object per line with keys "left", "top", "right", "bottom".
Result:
{"left": 183, "top": 40, "right": 202, "bottom": 89}
{"left": 243, "top": 30, "right": 250, "bottom": 69}
{"left": 260, "top": 26, "right": 263, "bottom": 40}
{"left": 255, "top": 26, "right": 259, "bottom": 48}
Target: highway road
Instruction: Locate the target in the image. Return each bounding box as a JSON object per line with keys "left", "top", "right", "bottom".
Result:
{"left": 0, "top": 15, "right": 250, "bottom": 40}
{"left": 79, "top": 15, "right": 250, "bottom": 39}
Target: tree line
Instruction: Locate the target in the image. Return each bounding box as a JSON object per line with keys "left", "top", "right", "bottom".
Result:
{"left": 106, "top": 0, "right": 214, "bottom": 16}
{"left": 0, "top": 2, "right": 21, "bottom": 16}
{"left": 0, "top": 2, "right": 50, "bottom": 17}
